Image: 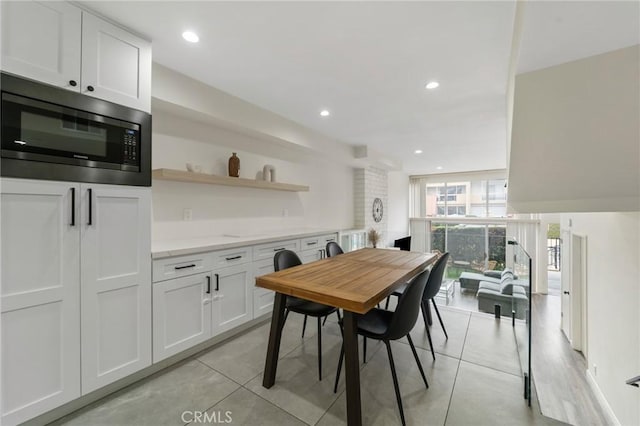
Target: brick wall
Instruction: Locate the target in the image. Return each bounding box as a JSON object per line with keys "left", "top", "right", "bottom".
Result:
{"left": 354, "top": 167, "right": 388, "bottom": 244}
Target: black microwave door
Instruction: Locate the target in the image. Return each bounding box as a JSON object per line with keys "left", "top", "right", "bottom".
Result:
{"left": 1, "top": 93, "right": 133, "bottom": 169}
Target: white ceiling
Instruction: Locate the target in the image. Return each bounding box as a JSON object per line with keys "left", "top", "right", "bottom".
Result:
{"left": 517, "top": 1, "right": 640, "bottom": 74}
{"left": 83, "top": 1, "right": 638, "bottom": 176}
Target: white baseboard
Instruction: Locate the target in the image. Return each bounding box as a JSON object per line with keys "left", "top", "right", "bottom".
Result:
{"left": 585, "top": 370, "right": 621, "bottom": 426}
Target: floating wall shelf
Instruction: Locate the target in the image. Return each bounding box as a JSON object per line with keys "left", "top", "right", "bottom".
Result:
{"left": 152, "top": 168, "right": 310, "bottom": 192}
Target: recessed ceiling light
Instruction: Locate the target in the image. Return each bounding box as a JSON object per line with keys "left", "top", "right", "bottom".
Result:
{"left": 182, "top": 31, "right": 199, "bottom": 43}
{"left": 320, "top": 110, "right": 330, "bottom": 117}
{"left": 436, "top": 166, "right": 443, "bottom": 170}
{"left": 425, "top": 81, "right": 439, "bottom": 90}
{"left": 414, "top": 149, "right": 423, "bottom": 154}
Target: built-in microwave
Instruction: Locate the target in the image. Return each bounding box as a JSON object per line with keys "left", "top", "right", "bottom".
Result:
{"left": 1, "top": 73, "right": 151, "bottom": 186}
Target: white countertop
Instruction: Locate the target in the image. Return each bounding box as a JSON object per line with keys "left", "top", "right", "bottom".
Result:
{"left": 152, "top": 228, "right": 340, "bottom": 259}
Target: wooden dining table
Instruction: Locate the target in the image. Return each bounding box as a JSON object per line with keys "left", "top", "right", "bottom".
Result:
{"left": 255, "top": 248, "right": 437, "bottom": 426}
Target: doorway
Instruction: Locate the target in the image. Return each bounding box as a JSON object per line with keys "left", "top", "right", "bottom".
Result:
{"left": 560, "top": 230, "right": 587, "bottom": 353}
{"left": 547, "top": 223, "right": 561, "bottom": 296}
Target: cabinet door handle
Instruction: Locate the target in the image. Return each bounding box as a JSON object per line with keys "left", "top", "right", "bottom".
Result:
{"left": 563, "top": 291, "right": 570, "bottom": 295}
{"left": 87, "top": 188, "right": 93, "bottom": 226}
{"left": 206, "top": 275, "right": 211, "bottom": 294}
{"left": 69, "top": 80, "right": 77, "bottom": 87}
{"left": 70, "top": 187, "right": 76, "bottom": 226}
{"left": 87, "top": 85, "right": 95, "bottom": 92}
{"left": 215, "top": 273, "right": 220, "bottom": 291}
{"left": 307, "top": 241, "right": 317, "bottom": 246}
{"left": 273, "top": 247, "right": 285, "bottom": 252}
{"left": 174, "top": 264, "right": 196, "bottom": 270}
{"left": 225, "top": 255, "right": 242, "bottom": 261}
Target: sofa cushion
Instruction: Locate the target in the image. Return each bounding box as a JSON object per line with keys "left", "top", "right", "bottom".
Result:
{"left": 500, "top": 279, "right": 515, "bottom": 295}
{"left": 478, "top": 281, "right": 501, "bottom": 292}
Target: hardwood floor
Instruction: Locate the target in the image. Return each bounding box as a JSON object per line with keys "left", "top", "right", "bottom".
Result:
{"left": 531, "top": 294, "right": 609, "bottom": 426}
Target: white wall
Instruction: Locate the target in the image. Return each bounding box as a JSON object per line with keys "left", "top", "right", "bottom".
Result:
{"left": 387, "top": 171, "right": 410, "bottom": 246}
{"left": 561, "top": 212, "right": 639, "bottom": 426}
{"left": 509, "top": 45, "right": 640, "bottom": 213}
{"left": 151, "top": 110, "right": 354, "bottom": 240}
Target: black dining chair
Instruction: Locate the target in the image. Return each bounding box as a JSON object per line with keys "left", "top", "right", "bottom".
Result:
{"left": 333, "top": 268, "right": 430, "bottom": 426}
{"left": 274, "top": 250, "right": 341, "bottom": 381}
{"left": 326, "top": 241, "right": 344, "bottom": 257}
{"left": 387, "top": 252, "right": 450, "bottom": 360}
{"left": 393, "top": 236, "right": 411, "bottom": 251}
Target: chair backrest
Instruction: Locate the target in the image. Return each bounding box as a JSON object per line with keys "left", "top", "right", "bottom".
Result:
{"left": 274, "top": 250, "right": 302, "bottom": 272}
{"left": 393, "top": 236, "right": 411, "bottom": 251}
{"left": 384, "top": 268, "right": 430, "bottom": 340}
{"left": 423, "top": 252, "right": 450, "bottom": 300}
{"left": 326, "top": 241, "right": 344, "bottom": 257}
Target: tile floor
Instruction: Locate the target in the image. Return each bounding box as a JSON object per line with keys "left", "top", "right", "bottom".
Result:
{"left": 53, "top": 307, "right": 566, "bottom": 426}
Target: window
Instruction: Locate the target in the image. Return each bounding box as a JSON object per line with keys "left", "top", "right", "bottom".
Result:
{"left": 414, "top": 177, "right": 507, "bottom": 218}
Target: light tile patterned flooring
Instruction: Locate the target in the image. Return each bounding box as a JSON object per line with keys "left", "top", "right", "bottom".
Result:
{"left": 52, "top": 307, "right": 565, "bottom": 426}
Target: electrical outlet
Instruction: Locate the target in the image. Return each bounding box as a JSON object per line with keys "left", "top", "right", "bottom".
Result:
{"left": 183, "top": 208, "right": 193, "bottom": 221}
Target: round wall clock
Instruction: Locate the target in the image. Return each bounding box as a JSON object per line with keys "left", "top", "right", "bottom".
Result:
{"left": 372, "top": 198, "right": 384, "bottom": 223}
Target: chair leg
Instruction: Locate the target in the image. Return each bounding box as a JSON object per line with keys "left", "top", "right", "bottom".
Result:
{"left": 384, "top": 341, "right": 406, "bottom": 426}
{"left": 421, "top": 302, "right": 436, "bottom": 360}
{"left": 363, "top": 336, "right": 367, "bottom": 364}
{"left": 301, "top": 315, "right": 308, "bottom": 338}
{"left": 407, "top": 334, "right": 429, "bottom": 389}
{"left": 317, "top": 317, "right": 322, "bottom": 381}
{"left": 336, "top": 309, "right": 342, "bottom": 322}
{"left": 432, "top": 299, "right": 448, "bottom": 339}
{"left": 322, "top": 315, "right": 328, "bottom": 326}
{"left": 385, "top": 296, "right": 391, "bottom": 310}
{"left": 334, "top": 342, "right": 344, "bottom": 393}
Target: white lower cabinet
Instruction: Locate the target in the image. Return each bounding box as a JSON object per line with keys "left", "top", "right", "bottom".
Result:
{"left": 298, "top": 233, "right": 339, "bottom": 263}
{"left": 211, "top": 263, "right": 253, "bottom": 335}
{"left": 253, "top": 259, "right": 276, "bottom": 318}
{"left": 80, "top": 185, "right": 152, "bottom": 393}
{"left": 153, "top": 273, "right": 212, "bottom": 362}
{"left": 0, "top": 179, "right": 152, "bottom": 425}
{"left": 151, "top": 257, "right": 253, "bottom": 361}
{"left": 0, "top": 179, "right": 81, "bottom": 426}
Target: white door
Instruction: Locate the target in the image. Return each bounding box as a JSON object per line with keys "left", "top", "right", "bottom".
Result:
{"left": 1, "top": 1, "right": 81, "bottom": 90}
{"left": 152, "top": 273, "right": 213, "bottom": 362}
{"left": 80, "top": 184, "right": 151, "bottom": 393}
{"left": 212, "top": 264, "right": 253, "bottom": 335}
{"left": 81, "top": 12, "right": 151, "bottom": 112}
{"left": 560, "top": 230, "right": 572, "bottom": 341}
{"left": 300, "top": 249, "right": 324, "bottom": 264}
{"left": 253, "top": 260, "right": 275, "bottom": 318}
{"left": 1, "top": 179, "right": 81, "bottom": 426}
{"left": 570, "top": 234, "right": 586, "bottom": 351}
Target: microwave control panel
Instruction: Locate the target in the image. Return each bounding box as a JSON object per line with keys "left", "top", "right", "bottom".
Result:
{"left": 123, "top": 129, "right": 138, "bottom": 165}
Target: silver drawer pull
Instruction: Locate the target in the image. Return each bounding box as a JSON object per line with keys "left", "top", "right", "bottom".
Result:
{"left": 174, "top": 264, "right": 196, "bottom": 270}
{"left": 226, "top": 255, "right": 242, "bottom": 261}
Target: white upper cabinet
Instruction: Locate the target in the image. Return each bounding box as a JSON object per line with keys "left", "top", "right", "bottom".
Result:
{"left": 81, "top": 13, "right": 151, "bottom": 112}
{"left": 0, "top": 1, "right": 151, "bottom": 112}
{"left": 0, "top": 1, "right": 81, "bottom": 90}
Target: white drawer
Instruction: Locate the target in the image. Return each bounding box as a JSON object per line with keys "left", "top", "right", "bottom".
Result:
{"left": 300, "top": 233, "right": 339, "bottom": 252}
{"left": 252, "top": 239, "right": 299, "bottom": 262}
{"left": 212, "top": 246, "right": 252, "bottom": 268}
{"left": 300, "top": 235, "right": 322, "bottom": 251}
{"left": 152, "top": 253, "right": 213, "bottom": 283}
